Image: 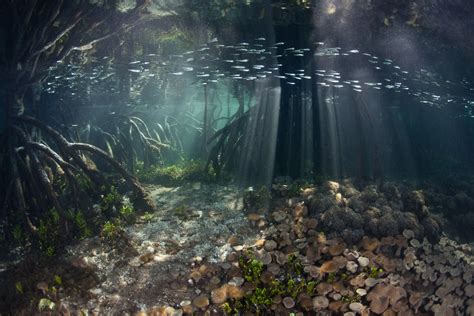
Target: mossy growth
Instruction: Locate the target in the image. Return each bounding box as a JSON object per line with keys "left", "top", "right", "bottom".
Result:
{"left": 37, "top": 208, "right": 61, "bottom": 257}
{"left": 287, "top": 253, "right": 304, "bottom": 276}
{"left": 100, "top": 220, "right": 123, "bottom": 240}
{"left": 141, "top": 212, "right": 155, "bottom": 223}
{"left": 366, "top": 266, "right": 384, "bottom": 278}
{"left": 224, "top": 251, "right": 320, "bottom": 314}
{"left": 327, "top": 272, "right": 337, "bottom": 283}
{"left": 100, "top": 185, "right": 122, "bottom": 215}
{"left": 119, "top": 204, "right": 135, "bottom": 223}
{"left": 341, "top": 293, "right": 361, "bottom": 303}
{"left": 239, "top": 251, "right": 264, "bottom": 283}
{"left": 65, "top": 209, "right": 93, "bottom": 240}
{"left": 135, "top": 160, "right": 220, "bottom": 185}
{"left": 287, "top": 180, "right": 312, "bottom": 197}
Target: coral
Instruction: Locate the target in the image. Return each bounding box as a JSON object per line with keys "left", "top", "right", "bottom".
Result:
{"left": 404, "top": 190, "right": 430, "bottom": 219}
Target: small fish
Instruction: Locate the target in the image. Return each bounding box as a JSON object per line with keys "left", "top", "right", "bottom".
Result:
{"left": 171, "top": 72, "right": 183, "bottom": 76}
{"left": 348, "top": 49, "right": 359, "bottom": 53}
{"left": 128, "top": 69, "right": 141, "bottom": 73}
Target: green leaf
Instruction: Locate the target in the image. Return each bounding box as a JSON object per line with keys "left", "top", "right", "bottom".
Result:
{"left": 15, "top": 281, "right": 23, "bottom": 294}
{"left": 54, "top": 275, "right": 62, "bottom": 286}
{"left": 38, "top": 298, "right": 55, "bottom": 311}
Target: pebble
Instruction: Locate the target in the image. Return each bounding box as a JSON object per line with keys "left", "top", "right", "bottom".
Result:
{"left": 264, "top": 240, "right": 278, "bottom": 251}
{"left": 349, "top": 302, "right": 364, "bottom": 312}
{"left": 346, "top": 261, "right": 358, "bottom": 273}
{"left": 312, "top": 296, "right": 329, "bottom": 309}
{"left": 356, "top": 288, "right": 367, "bottom": 296}
{"left": 283, "top": 297, "right": 295, "bottom": 309}
{"left": 192, "top": 295, "right": 209, "bottom": 309}
{"left": 229, "top": 277, "right": 244, "bottom": 287}
{"left": 357, "top": 256, "right": 370, "bottom": 267}
{"left": 272, "top": 211, "right": 287, "bottom": 222}
{"left": 410, "top": 239, "right": 421, "bottom": 248}
{"left": 403, "top": 229, "right": 415, "bottom": 239}
{"left": 364, "top": 278, "right": 378, "bottom": 287}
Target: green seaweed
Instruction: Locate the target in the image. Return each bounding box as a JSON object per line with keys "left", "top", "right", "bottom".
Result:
{"left": 135, "top": 160, "right": 218, "bottom": 185}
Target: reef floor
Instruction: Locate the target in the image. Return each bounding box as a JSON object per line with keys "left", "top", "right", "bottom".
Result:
{"left": 1, "top": 179, "right": 474, "bottom": 315}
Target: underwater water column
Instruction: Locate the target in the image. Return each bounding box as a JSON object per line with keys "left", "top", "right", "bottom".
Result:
{"left": 237, "top": 79, "right": 281, "bottom": 187}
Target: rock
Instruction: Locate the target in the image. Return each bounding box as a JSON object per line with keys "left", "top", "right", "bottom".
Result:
{"left": 272, "top": 211, "right": 287, "bottom": 222}
{"left": 346, "top": 261, "right": 358, "bottom": 273}
{"left": 305, "top": 218, "right": 318, "bottom": 230}
{"left": 226, "top": 285, "right": 244, "bottom": 299}
{"left": 312, "top": 296, "right": 329, "bottom": 309}
{"left": 211, "top": 286, "right": 227, "bottom": 304}
{"left": 227, "top": 235, "right": 239, "bottom": 246}
{"left": 210, "top": 276, "right": 220, "bottom": 285}
{"left": 329, "top": 243, "right": 346, "bottom": 256}
{"left": 356, "top": 288, "right": 367, "bottom": 296}
{"left": 293, "top": 204, "right": 308, "bottom": 218}
{"left": 283, "top": 297, "right": 295, "bottom": 309}
{"left": 264, "top": 240, "right": 278, "bottom": 251}
{"left": 229, "top": 277, "right": 244, "bottom": 287}
{"left": 365, "top": 278, "right": 378, "bottom": 288}
{"left": 316, "top": 283, "right": 333, "bottom": 296}
{"left": 320, "top": 260, "right": 339, "bottom": 273}
{"left": 192, "top": 295, "right": 209, "bottom": 310}
{"left": 358, "top": 256, "right": 370, "bottom": 267}
{"left": 403, "top": 229, "right": 415, "bottom": 239}
{"left": 325, "top": 181, "right": 340, "bottom": 192}
{"left": 404, "top": 190, "right": 429, "bottom": 219}
{"left": 349, "top": 302, "right": 364, "bottom": 313}
{"left": 190, "top": 271, "right": 202, "bottom": 283}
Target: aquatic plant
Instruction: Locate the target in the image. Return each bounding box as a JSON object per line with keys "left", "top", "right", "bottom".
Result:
{"left": 226, "top": 250, "right": 320, "bottom": 314}
{"left": 239, "top": 254, "right": 264, "bottom": 283}
{"left": 136, "top": 159, "right": 218, "bottom": 185}
{"left": 101, "top": 220, "right": 123, "bottom": 240}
